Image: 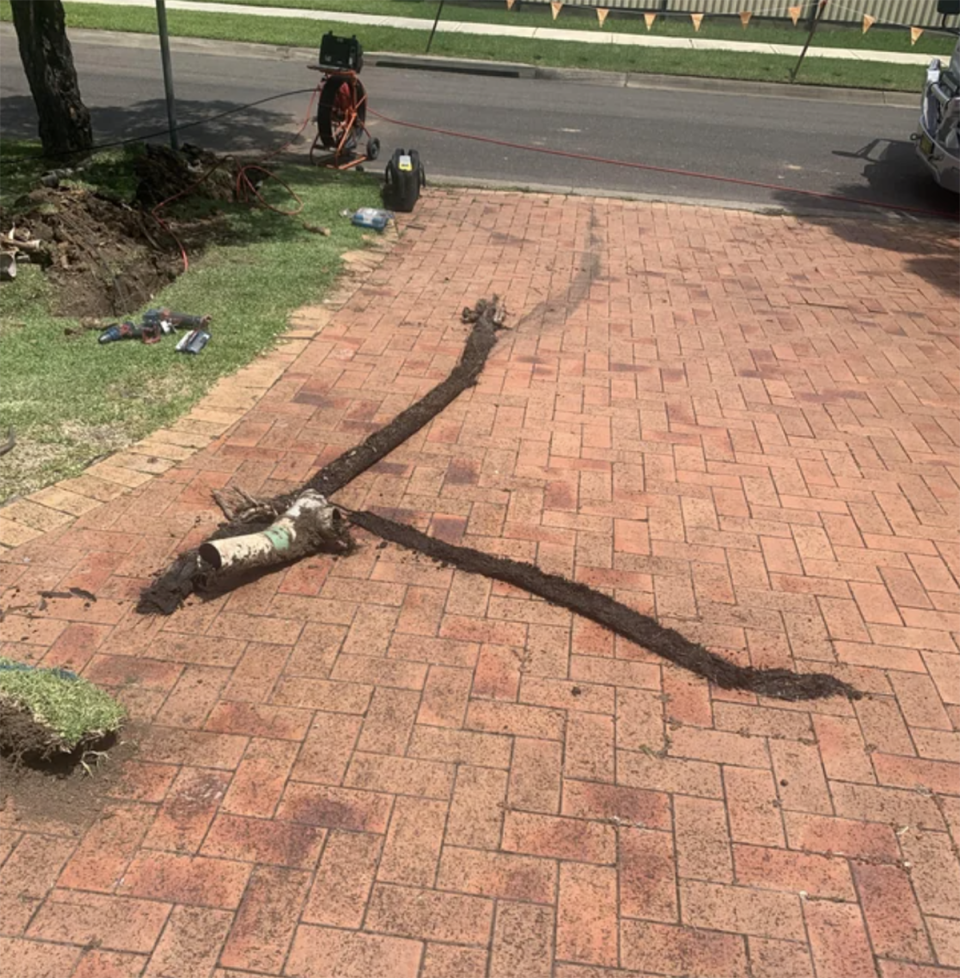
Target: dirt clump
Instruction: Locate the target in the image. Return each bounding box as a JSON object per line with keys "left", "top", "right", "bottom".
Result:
{"left": 134, "top": 142, "right": 237, "bottom": 208}
{"left": 3, "top": 144, "right": 241, "bottom": 319}
{"left": 0, "top": 714, "right": 141, "bottom": 832}
{"left": 8, "top": 187, "right": 182, "bottom": 318}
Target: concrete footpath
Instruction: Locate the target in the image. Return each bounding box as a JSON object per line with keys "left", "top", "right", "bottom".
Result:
{"left": 69, "top": 0, "right": 942, "bottom": 66}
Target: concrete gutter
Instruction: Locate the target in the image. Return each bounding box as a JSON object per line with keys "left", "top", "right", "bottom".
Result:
{"left": 368, "top": 53, "right": 918, "bottom": 107}
{"left": 6, "top": 25, "right": 918, "bottom": 107}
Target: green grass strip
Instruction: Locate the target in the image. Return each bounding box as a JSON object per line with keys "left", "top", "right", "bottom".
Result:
{"left": 0, "top": 658, "right": 126, "bottom": 749}
{"left": 0, "top": 140, "right": 378, "bottom": 500}
{"left": 186, "top": 0, "right": 956, "bottom": 55}
{"left": 0, "top": 1, "right": 931, "bottom": 91}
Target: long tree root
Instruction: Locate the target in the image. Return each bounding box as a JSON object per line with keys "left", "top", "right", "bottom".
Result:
{"left": 136, "top": 297, "right": 508, "bottom": 614}
{"left": 303, "top": 296, "right": 507, "bottom": 499}
{"left": 137, "top": 295, "right": 859, "bottom": 700}
{"left": 348, "top": 509, "right": 860, "bottom": 702}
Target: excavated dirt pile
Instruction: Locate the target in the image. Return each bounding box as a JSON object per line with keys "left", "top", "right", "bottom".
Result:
{"left": 2, "top": 144, "right": 239, "bottom": 318}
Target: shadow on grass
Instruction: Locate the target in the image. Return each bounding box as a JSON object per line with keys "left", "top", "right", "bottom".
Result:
{"left": 772, "top": 136, "right": 959, "bottom": 296}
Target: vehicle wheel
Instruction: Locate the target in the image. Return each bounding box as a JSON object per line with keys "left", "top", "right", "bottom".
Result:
{"left": 317, "top": 76, "right": 367, "bottom": 151}
{"left": 366, "top": 137, "right": 380, "bottom": 161}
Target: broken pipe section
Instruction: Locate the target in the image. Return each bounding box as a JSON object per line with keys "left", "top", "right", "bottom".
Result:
{"left": 198, "top": 491, "right": 345, "bottom": 572}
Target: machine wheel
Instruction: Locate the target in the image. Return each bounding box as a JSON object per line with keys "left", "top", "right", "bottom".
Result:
{"left": 317, "top": 75, "right": 367, "bottom": 151}
{"left": 366, "top": 137, "right": 381, "bottom": 161}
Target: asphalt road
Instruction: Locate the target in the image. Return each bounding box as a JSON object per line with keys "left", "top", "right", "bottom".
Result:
{"left": 2, "top": 26, "right": 956, "bottom": 215}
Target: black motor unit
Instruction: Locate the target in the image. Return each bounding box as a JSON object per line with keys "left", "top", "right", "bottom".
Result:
{"left": 319, "top": 32, "right": 363, "bottom": 72}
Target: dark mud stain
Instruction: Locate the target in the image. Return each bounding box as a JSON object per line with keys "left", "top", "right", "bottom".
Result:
{"left": 515, "top": 205, "right": 602, "bottom": 331}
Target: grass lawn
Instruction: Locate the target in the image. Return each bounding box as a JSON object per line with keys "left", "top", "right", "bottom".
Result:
{"left": 191, "top": 0, "right": 958, "bottom": 56}
{"left": 0, "top": 657, "right": 125, "bottom": 752}
{"left": 2, "top": 1, "right": 934, "bottom": 91}
{"left": 0, "top": 140, "right": 380, "bottom": 500}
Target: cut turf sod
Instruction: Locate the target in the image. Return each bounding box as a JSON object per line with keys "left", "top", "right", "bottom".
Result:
{"left": 0, "top": 658, "right": 126, "bottom": 758}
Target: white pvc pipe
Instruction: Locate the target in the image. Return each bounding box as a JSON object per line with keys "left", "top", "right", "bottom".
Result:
{"left": 199, "top": 490, "right": 342, "bottom": 571}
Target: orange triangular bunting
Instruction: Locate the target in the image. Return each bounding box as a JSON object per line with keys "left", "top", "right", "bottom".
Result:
{"left": 506, "top": 0, "right": 515, "bottom": 8}
{"left": 597, "top": 8, "right": 609, "bottom": 27}
{"left": 740, "top": 11, "right": 752, "bottom": 27}
{"left": 862, "top": 13, "right": 875, "bottom": 33}
{"left": 644, "top": 12, "right": 656, "bottom": 30}
{"left": 910, "top": 25, "right": 923, "bottom": 44}
{"left": 551, "top": 1, "right": 562, "bottom": 20}
{"left": 788, "top": 5, "right": 802, "bottom": 25}
{"left": 691, "top": 13, "right": 704, "bottom": 31}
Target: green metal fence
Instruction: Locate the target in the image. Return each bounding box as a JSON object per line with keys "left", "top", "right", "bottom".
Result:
{"left": 436, "top": 0, "right": 959, "bottom": 29}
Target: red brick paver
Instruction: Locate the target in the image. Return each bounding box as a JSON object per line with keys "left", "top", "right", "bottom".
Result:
{"left": 1, "top": 190, "right": 958, "bottom": 978}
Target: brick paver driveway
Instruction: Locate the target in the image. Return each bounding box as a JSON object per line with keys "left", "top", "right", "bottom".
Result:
{"left": 1, "top": 190, "right": 958, "bottom": 978}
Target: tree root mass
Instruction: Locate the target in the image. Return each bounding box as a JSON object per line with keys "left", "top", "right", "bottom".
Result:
{"left": 138, "top": 297, "right": 860, "bottom": 701}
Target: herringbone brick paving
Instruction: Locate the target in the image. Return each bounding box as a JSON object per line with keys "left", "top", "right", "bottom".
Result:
{"left": 1, "top": 189, "right": 958, "bottom": 978}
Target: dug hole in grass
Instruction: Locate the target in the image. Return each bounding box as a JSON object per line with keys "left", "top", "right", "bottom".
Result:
{"left": 0, "top": 657, "right": 126, "bottom": 760}
{"left": 0, "top": 140, "right": 380, "bottom": 500}
{"left": 0, "top": 0, "right": 934, "bottom": 92}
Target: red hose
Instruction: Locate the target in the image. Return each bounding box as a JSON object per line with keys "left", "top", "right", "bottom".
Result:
{"left": 368, "top": 107, "right": 958, "bottom": 221}
{"left": 154, "top": 84, "right": 323, "bottom": 269}
{"left": 234, "top": 84, "right": 322, "bottom": 216}
{"left": 150, "top": 155, "right": 231, "bottom": 274}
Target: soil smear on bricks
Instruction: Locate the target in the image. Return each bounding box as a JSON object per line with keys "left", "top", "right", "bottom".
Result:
{"left": 138, "top": 297, "right": 860, "bottom": 702}
{"left": 0, "top": 707, "right": 141, "bottom": 831}
{"left": 349, "top": 509, "right": 858, "bottom": 702}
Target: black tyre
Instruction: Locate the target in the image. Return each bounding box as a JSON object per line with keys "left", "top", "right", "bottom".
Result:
{"left": 367, "top": 137, "right": 380, "bottom": 161}
{"left": 317, "top": 75, "right": 366, "bottom": 151}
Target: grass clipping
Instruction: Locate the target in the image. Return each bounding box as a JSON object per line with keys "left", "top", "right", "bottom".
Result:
{"left": 0, "top": 658, "right": 125, "bottom": 759}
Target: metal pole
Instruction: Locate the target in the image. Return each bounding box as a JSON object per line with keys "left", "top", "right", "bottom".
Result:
{"left": 156, "top": 0, "right": 179, "bottom": 149}
{"left": 426, "top": 0, "right": 445, "bottom": 53}
{"left": 790, "top": 0, "right": 828, "bottom": 83}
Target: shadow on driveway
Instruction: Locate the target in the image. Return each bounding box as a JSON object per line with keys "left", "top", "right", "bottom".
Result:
{"left": 773, "top": 137, "right": 959, "bottom": 296}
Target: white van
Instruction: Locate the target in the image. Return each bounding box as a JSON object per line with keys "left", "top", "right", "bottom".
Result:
{"left": 915, "top": 38, "right": 960, "bottom": 193}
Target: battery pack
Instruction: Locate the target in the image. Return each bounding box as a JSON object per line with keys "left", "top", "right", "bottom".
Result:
{"left": 383, "top": 149, "right": 426, "bottom": 213}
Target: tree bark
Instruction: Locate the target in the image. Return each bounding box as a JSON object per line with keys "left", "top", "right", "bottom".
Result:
{"left": 10, "top": 0, "right": 93, "bottom": 158}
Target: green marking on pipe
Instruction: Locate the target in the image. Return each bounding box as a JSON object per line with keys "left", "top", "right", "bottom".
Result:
{"left": 264, "top": 526, "right": 293, "bottom": 551}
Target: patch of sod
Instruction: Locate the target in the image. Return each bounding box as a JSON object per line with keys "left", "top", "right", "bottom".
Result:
{"left": 0, "top": 658, "right": 126, "bottom": 754}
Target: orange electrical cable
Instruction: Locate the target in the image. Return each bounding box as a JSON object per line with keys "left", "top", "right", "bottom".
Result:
{"left": 367, "top": 106, "right": 957, "bottom": 221}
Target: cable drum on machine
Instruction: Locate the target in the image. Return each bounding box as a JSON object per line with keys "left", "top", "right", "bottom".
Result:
{"left": 310, "top": 33, "right": 380, "bottom": 169}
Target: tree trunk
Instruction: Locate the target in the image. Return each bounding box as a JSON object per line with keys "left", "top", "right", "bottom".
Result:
{"left": 10, "top": 0, "right": 93, "bottom": 158}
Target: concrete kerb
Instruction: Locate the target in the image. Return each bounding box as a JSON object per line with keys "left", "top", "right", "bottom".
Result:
{"left": 8, "top": 27, "right": 918, "bottom": 108}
